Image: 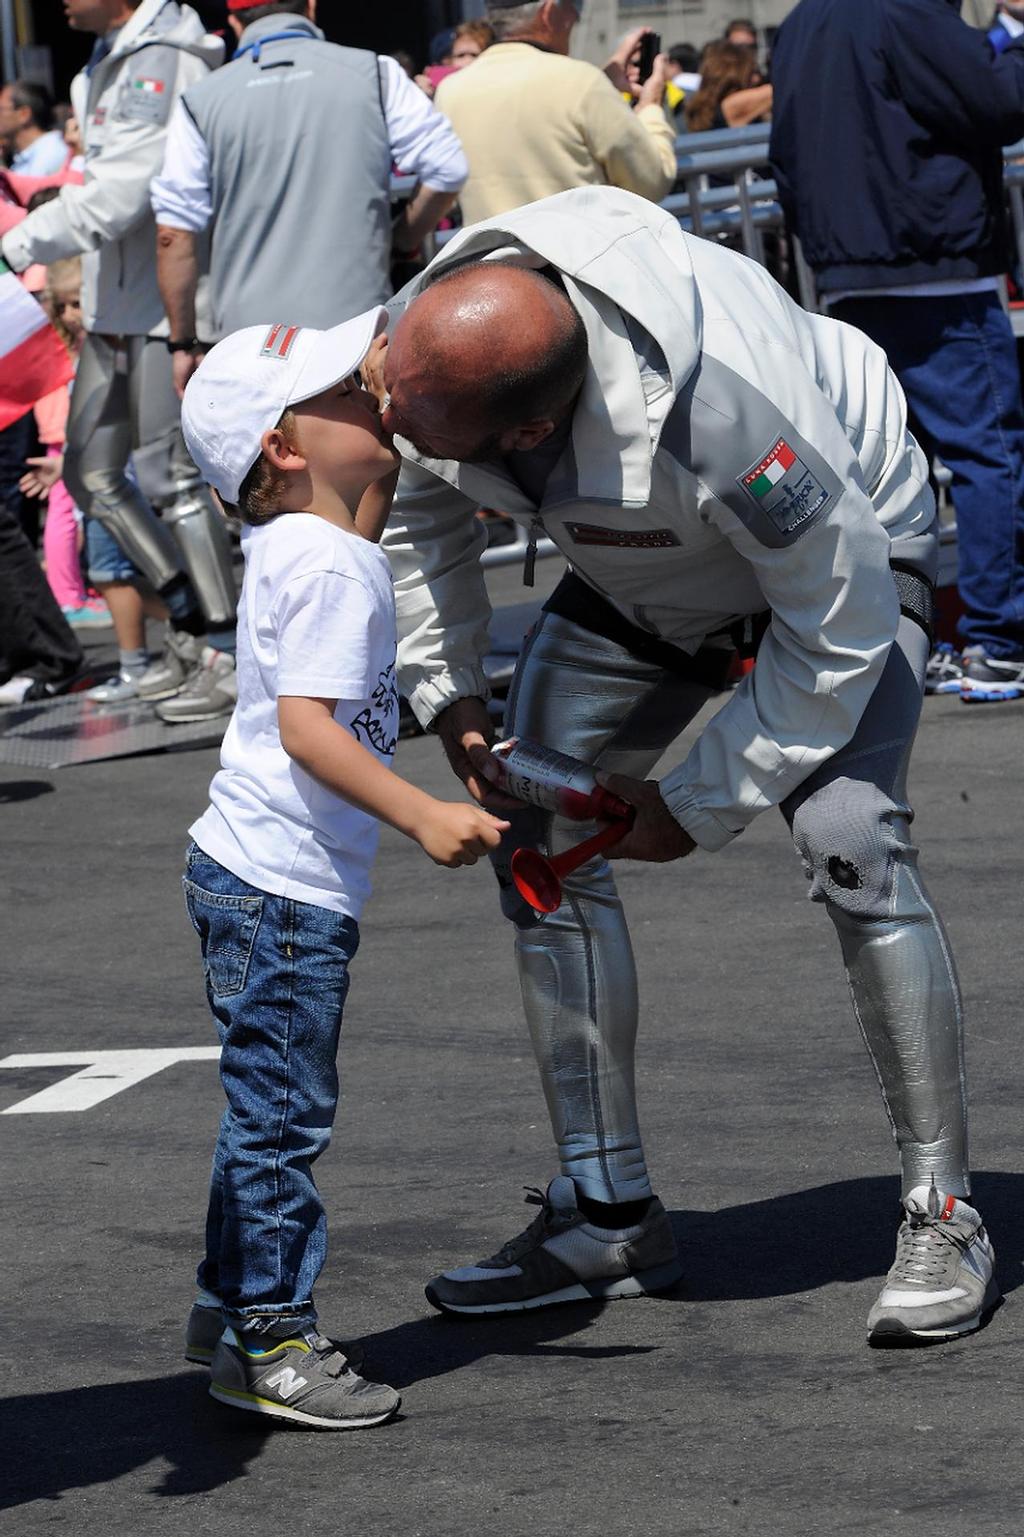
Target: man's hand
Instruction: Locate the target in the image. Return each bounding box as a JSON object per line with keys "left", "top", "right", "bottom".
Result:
{"left": 636, "top": 52, "right": 672, "bottom": 111}
{"left": 360, "top": 332, "right": 389, "bottom": 411}
{"left": 604, "top": 27, "right": 649, "bottom": 94}
{"left": 19, "top": 456, "right": 62, "bottom": 499}
{"left": 596, "top": 771, "right": 697, "bottom": 863}
{"left": 434, "top": 696, "right": 521, "bottom": 811}
{"left": 172, "top": 346, "right": 204, "bottom": 399}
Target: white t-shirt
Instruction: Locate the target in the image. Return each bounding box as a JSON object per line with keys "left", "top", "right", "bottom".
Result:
{"left": 190, "top": 512, "right": 398, "bottom": 919}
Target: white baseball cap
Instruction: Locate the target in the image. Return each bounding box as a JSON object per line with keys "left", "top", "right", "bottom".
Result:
{"left": 181, "top": 308, "right": 388, "bottom": 503}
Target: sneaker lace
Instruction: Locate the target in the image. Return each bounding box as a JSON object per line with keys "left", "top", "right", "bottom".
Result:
{"left": 890, "top": 1211, "right": 965, "bottom": 1286}
{"left": 489, "top": 1186, "right": 571, "bottom": 1266}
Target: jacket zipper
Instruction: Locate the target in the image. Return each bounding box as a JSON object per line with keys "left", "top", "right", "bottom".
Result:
{"left": 523, "top": 517, "right": 541, "bottom": 587}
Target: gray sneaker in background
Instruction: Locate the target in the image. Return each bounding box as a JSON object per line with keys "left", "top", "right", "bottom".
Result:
{"left": 867, "top": 1183, "right": 1000, "bottom": 1342}
{"left": 136, "top": 629, "right": 203, "bottom": 702}
{"left": 209, "top": 1320, "right": 399, "bottom": 1430}
{"left": 155, "top": 646, "right": 236, "bottom": 725}
{"left": 425, "top": 1176, "right": 682, "bottom": 1315}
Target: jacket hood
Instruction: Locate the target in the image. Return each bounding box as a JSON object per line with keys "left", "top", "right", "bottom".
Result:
{"left": 402, "top": 188, "right": 703, "bottom": 509}
{"left": 111, "top": 0, "right": 224, "bottom": 69}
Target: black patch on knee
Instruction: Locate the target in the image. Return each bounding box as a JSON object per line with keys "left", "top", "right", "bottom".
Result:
{"left": 827, "top": 855, "right": 862, "bottom": 891}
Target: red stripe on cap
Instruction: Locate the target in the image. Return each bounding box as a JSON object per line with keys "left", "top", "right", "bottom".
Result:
{"left": 941, "top": 1194, "right": 957, "bottom": 1221}
{"left": 278, "top": 325, "right": 299, "bottom": 359}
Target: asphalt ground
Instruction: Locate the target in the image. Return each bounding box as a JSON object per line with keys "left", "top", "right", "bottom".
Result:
{"left": 2, "top": 559, "right": 1024, "bottom": 1536}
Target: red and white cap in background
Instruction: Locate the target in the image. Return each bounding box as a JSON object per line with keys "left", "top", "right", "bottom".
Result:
{"left": 181, "top": 309, "right": 388, "bottom": 503}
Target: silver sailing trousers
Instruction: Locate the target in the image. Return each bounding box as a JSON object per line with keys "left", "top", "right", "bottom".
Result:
{"left": 493, "top": 610, "right": 968, "bottom": 1203}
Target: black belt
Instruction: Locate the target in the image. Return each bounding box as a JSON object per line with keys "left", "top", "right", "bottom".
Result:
{"left": 542, "top": 573, "right": 735, "bottom": 691}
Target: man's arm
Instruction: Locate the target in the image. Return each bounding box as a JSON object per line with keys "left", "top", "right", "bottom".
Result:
{"left": 1, "top": 44, "right": 202, "bottom": 273}
{"left": 656, "top": 323, "right": 904, "bottom": 854}
{"left": 151, "top": 97, "right": 212, "bottom": 390}
{"left": 883, "top": 0, "right": 1024, "bottom": 146}
{"left": 380, "top": 54, "right": 467, "bottom": 250}
{"left": 579, "top": 71, "right": 677, "bottom": 205}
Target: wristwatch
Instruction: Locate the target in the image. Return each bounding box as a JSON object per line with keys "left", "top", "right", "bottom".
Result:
{"left": 166, "top": 336, "right": 200, "bottom": 353}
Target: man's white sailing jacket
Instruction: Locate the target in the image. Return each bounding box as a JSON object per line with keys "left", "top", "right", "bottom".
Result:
{"left": 382, "top": 187, "right": 936, "bottom": 853}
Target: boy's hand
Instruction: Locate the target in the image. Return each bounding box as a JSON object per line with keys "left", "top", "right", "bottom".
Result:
{"left": 416, "top": 801, "right": 510, "bottom": 867}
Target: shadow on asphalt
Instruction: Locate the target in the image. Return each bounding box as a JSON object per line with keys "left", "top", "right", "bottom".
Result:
{"left": 665, "top": 1170, "right": 1024, "bottom": 1302}
{"left": 0, "top": 778, "right": 54, "bottom": 803}
{"left": 3, "top": 1173, "right": 1019, "bottom": 1511}
{"left": 0, "top": 1370, "right": 273, "bottom": 1510}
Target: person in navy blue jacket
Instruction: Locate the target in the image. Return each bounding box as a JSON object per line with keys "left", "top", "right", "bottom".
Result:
{"left": 770, "top": 0, "right": 1024, "bottom": 700}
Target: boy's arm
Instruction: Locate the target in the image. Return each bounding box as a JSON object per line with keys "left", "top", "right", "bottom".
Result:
{"left": 277, "top": 695, "right": 507, "bottom": 867}
{"left": 355, "top": 465, "right": 400, "bottom": 543}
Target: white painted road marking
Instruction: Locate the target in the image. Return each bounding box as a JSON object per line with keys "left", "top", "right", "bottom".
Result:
{"left": 0, "top": 1049, "right": 221, "bottom": 1113}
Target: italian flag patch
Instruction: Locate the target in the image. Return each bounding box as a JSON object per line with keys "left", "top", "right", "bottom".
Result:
{"left": 0, "top": 257, "right": 74, "bottom": 433}
{"left": 742, "top": 438, "right": 797, "bottom": 499}
{"left": 133, "top": 77, "right": 166, "bottom": 93}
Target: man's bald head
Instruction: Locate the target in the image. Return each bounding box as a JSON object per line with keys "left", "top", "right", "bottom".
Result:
{"left": 383, "top": 262, "right": 588, "bottom": 462}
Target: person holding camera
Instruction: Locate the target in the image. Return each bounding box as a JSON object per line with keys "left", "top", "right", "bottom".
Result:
{"left": 433, "top": 0, "right": 676, "bottom": 225}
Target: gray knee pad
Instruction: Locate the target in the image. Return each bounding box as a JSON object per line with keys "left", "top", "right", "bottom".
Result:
{"left": 63, "top": 447, "right": 182, "bottom": 592}
{"left": 790, "top": 777, "right": 909, "bottom": 922}
{"left": 162, "top": 488, "right": 237, "bottom": 629}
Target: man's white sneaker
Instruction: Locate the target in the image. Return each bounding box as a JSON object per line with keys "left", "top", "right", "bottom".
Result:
{"left": 425, "top": 1177, "right": 682, "bottom": 1315}
{"left": 867, "top": 1184, "right": 1000, "bottom": 1342}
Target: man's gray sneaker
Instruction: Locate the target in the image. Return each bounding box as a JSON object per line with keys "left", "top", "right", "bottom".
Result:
{"left": 136, "top": 629, "right": 203, "bottom": 702}
{"left": 425, "top": 1176, "right": 682, "bottom": 1315}
{"left": 155, "top": 646, "right": 236, "bottom": 724}
{"left": 209, "top": 1320, "right": 399, "bottom": 1429}
{"left": 186, "top": 1296, "right": 364, "bottom": 1371}
{"left": 867, "top": 1184, "right": 1000, "bottom": 1342}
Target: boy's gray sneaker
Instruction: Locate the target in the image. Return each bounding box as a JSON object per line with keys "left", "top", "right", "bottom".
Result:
{"left": 425, "top": 1176, "right": 682, "bottom": 1315}
{"left": 136, "top": 629, "right": 203, "bottom": 702}
{"left": 155, "top": 646, "right": 236, "bottom": 724}
{"left": 186, "top": 1297, "right": 365, "bottom": 1371}
{"left": 209, "top": 1321, "right": 399, "bottom": 1430}
{"left": 867, "top": 1184, "right": 1000, "bottom": 1342}
{"left": 185, "top": 1298, "right": 225, "bottom": 1364}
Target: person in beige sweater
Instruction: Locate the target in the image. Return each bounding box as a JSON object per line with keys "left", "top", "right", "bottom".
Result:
{"left": 434, "top": 0, "right": 677, "bottom": 223}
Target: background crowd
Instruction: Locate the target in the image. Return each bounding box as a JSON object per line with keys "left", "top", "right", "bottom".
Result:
{"left": 2, "top": 0, "right": 1023, "bottom": 721}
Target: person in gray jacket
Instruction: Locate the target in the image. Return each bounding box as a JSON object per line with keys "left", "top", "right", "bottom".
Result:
{"left": 151, "top": 0, "right": 468, "bottom": 397}
{"left": 375, "top": 187, "right": 999, "bottom": 1345}
{"left": 0, "top": 0, "right": 239, "bottom": 724}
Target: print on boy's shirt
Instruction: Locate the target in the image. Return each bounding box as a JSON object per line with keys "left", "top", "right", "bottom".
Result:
{"left": 348, "top": 663, "right": 399, "bottom": 757}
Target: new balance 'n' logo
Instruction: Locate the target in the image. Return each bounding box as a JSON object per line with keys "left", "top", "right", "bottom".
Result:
{"left": 265, "top": 1366, "right": 308, "bottom": 1399}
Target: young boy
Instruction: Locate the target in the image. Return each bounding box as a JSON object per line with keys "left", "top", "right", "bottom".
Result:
{"left": 179, "top": 310, "right": 508, "bottom": 1430}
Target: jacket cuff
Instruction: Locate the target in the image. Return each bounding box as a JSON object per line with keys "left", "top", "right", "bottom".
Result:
{"left": 1, "top": 225, "right": 31, "bottom": 273}
{"left": 405, "top": 666, "right": 492, "bottom": 731}
{"left": 659, "top": 776, "right": 740, "bottom": 853}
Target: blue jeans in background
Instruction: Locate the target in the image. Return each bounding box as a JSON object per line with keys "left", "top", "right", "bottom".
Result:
{"left": 183, "top": 841, "right": 359, "bottom": 1325}
{"left": 831, "top": 292, "right": 1024, "bottom": 659}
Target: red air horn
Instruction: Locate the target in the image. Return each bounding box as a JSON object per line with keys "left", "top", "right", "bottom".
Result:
{"left": 510, "top": 811, "right": 635, "bottom": 914}
{"left": 484, "top": 737, "right": 635, "bottom": 914}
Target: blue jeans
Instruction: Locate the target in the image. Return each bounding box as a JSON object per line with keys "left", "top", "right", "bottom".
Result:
{"left": 183, "top": 842, "right": 359, "bottom": 1324}
{"left": 832, "top": 292, "right": 1024, "bottom": 658}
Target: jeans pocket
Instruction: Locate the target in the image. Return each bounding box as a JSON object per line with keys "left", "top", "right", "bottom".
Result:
{"left": 183, "top": 878, "right": 264, "bottom": 998}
